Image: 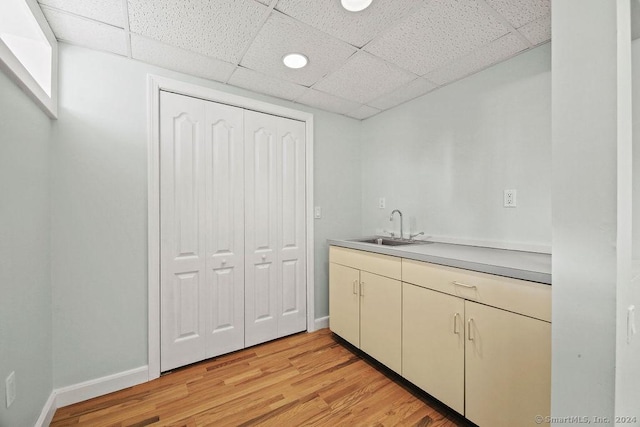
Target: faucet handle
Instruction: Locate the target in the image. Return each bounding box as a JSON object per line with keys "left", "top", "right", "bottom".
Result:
{"left": 382, "top": 229, "right": 395, "bottom": 237}
{"left": 409, "top": 231, "right": 425, "bottom": 239}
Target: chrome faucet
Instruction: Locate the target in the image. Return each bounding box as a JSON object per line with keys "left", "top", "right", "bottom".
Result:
{"left": 389, "top": 209, "right": 403, "bottom": 239}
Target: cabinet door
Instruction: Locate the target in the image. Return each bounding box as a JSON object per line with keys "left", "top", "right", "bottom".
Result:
{"left": 203, "top": 101, "right": 245, "bottom": 359}
{"left": 465, "top": 301, "right": 551, "bottom": 427}
{"left": 244, "top": 111, "right": 279, "bottom": 347}
{"left": 275, "top": 117, "right": 306, "bottom": 337}
{"left": 402, "top": 283, "right": 465, "bottom": 414}
{"left": 244, "top": 111, "right": 307, "bottom": 347}
{"left": 160, "top": 91, "right": 207, "bottom": 372}
{"left": 360, "top": 271, "right": 402, "bottom": 373}
{"left": 329, "top": 263, "right": 360, "bottom": 347}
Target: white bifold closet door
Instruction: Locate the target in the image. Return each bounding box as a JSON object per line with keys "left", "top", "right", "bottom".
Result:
{"left": 160, "top": 91, "right": 245, "bottom": 372}
{"left": 244, "top": 111, "right": 307, "bottom": 347}
{"left": 160, "top": 92, "right": 306, "bottom": 372}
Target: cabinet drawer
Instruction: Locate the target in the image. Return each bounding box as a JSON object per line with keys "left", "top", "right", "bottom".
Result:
{"left": 330, "top": 246, "right": 401, "bottom": 280}
{"left": 402, "top": 259, "right": 550, "bottom": 322}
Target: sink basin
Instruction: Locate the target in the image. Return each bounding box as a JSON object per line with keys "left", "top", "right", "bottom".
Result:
{"left": 351, "top": 237, "right": 431, "bottom": 246}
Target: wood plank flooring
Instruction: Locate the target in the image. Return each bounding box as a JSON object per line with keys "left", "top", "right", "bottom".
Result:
{"left": 51, "top": 329, "right": 469, "bottom": 426}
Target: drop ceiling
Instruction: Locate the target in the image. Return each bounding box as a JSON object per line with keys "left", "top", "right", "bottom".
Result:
{"left": 37, "top": 0, "right": 551, "bottom": 120}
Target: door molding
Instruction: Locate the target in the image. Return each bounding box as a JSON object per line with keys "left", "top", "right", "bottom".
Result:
{"left": 147, "top": 75, "right": 315, "bottom": 380}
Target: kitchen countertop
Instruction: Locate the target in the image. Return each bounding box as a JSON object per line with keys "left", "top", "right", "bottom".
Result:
{"left": 327, "top": 237, "right": 552, "bottom": 285}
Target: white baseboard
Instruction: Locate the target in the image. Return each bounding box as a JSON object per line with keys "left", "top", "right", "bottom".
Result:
{"left": 54, "top": 365, "right": 149, "bottom": 409}
{"left": 38, "top": 318, "right": 332, "bottom": 422}
{"left": 314, "top": 316, "right": 329, "bottom": 330}
{"left": 35, "top": 391, "right": 57, "bottom": 427}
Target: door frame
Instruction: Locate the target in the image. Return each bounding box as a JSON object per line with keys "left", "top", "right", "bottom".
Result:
{"left": 146, "top": 75, "right": 315, "bottom": 380}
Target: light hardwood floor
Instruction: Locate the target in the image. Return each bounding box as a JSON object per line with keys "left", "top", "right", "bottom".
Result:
{"left": 51, "top": 329, "right": 468, "bottom": 426}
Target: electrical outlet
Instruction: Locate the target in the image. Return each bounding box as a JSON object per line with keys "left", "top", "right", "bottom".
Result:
{"left": 504, "top": 189, "right": 517, "bottom": 207}
{"left": 314, "top": 206, "right": 322, "bottom": 219}
{"left": 6, "top": 371, "right": 15, "bottom": 408}
{"left": 378, "top": 197, "right": 386, "bottom": 209}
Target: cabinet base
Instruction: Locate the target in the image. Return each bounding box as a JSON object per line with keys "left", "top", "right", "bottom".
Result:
{"left": 329, "top": 332, "right": 473, "bottom": 426}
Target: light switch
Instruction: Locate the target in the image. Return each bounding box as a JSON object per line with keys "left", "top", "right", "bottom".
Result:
{"left": 314, "top": 206, "right": 322, "bottom": 219}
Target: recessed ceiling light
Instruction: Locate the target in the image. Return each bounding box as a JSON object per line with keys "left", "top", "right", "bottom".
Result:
{"left": 283, "top": 53, "right": 308, "bottom": 69}
{"left": 341, "top": 0, "right": 372, "bottom": 12}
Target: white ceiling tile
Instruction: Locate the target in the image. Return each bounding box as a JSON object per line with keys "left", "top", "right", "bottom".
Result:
{"left": 295, "top": 88, "right": 361, "bottom": 115}
{"left": 364, "top": 0, "right": 509, "bottom": 75}
{"left": 425, "top": 33, "right": 528, "bottom": 86}
{"left": 273, "top": 0, "right": 423, "bottom": 48}
{"left": 518, "top": 14, "right": 551, "bottom": 46}
{"left": 128, "top": 0, "right": 268, "bottom": 64}
{"left": 38, "top": 0, "right": 124, "bottom": 27}
{"left": 367, "top": 77, "right": 438, "bottom": 110}
{"left": 346, "top": 105, "right": 381, "bottom": 120}
{"left": 484, "top": 0, "right": 550, "bottom": 29}
{"left": 313, "top": 51, "right": 416, "bottom": 104}
{"left": 131, "top": 35, "right": 235, "bottom": 82}
{"left": 240, "top": 11, "right": 357, "bottom": 87}
{"left": 41, "top": 7, "right": 127, "bottom": 56}
{"left": 228, "top": 67, "right": 308, "bottom": 101}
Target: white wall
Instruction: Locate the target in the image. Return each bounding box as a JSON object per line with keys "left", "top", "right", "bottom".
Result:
{"left": 0, "top": 69, "right": 52, "bottom": 425}
{"left": 619, "top": 35, "right": 640, "bottom": 422}
{"left": 360, "top": 44, "right": 551, "bottom": 252}
{"left": 50, "top": 43, "right": 362, "bottom": 388}
{"left": 551, "top": 0, "right": 624, "bottom": 421}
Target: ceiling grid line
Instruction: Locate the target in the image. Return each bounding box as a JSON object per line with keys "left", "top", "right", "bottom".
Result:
{"left": 224, "top": 0, "right": 278, "bottom": 85}
{"left": 476, "top": 0, "right": 535, "bottom": 49}
{"left": 121, "top": 0, "right": 132, "bottom": 58}
{"left": 38, "top": 4, "right": 129, "bottom": 57}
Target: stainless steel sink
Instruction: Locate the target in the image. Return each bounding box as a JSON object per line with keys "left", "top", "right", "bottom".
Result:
{"left": 351, "top": 237, "right": 431, "bottom": 246}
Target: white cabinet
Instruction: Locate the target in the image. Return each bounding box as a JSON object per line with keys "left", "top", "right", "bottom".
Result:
{"left": 465, "top": 301, "right": 551, "bottom": 427}
{"left": 329, "top": 246, "right": 551, "bottom": 427}
{"left": 329, "top": 263, "right": 360, "bottom": 347}
{"left": 160, "top": 92, "right": 307, "bottom": 371}
{"left": 329, "top": 246, "right": 402, "bottom": 373}
{"left": 402, "top": 283, "right": 465, "bottom": 414}
{"left": 359, "top": 271, "right": 401, "bottom": 372}
{"left": 402, "top": 258, "right": 551, "bottom": 426}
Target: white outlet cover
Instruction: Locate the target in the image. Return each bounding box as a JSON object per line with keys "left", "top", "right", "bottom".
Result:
{"left": 314, "top": 206, "right": 322, "bottom": 219}
{"left": 503, "top": 189, "right": 517, "bottom": 207}
{"left": 378, "top": 197, "right": 386, "bottom": 209}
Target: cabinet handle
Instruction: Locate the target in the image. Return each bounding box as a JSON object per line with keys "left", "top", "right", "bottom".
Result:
{"left": 360, "top": 282, "right": 365, "bottom": 297}
{"left": 453, "top": 281, "right": 477, "bottom": 290}
{"left": 467, "top": 318, "right": 475, "bottom": 341}
{"left": 352, "top": 280, "right": 358, "bottom": 295}
{"left": 453, "top": 313, "right": 461, "bottom": 335}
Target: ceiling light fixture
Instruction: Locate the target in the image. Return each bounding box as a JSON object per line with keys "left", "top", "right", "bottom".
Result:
{"left": 282, "top": 53, "right": 308, "bottom": 69}
{"left": 341, "top": 0, "right": 372, "bottom": 12}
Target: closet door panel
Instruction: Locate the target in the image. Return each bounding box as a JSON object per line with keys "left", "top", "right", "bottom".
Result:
{"left": 277, "top": 118, "right": 307, "bottom": 336}
{"left": 245, "top": 110, "right": 279, "bottom": 347}
{"left": 160, "top": 91, "right": 207, "bottom": 371}
{"left": 161, "top": 94, "right": 308, "bottom": 364}
{"left": 204, "top": 102, "right": 245, "bottom": 357}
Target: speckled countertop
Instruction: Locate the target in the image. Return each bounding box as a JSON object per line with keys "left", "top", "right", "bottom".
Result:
{"left": 327, "top": 237, "right": 552, "bottom": 285}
